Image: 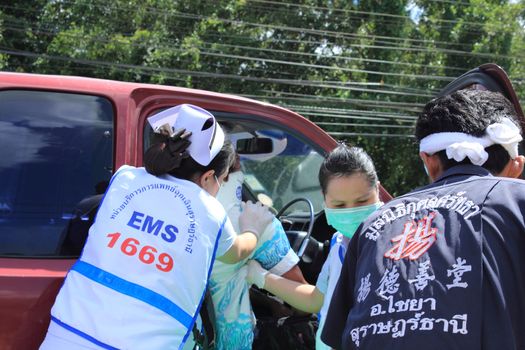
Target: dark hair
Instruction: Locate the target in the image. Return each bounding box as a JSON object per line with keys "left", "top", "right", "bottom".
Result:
{"left": 415, "top": 89, "right": 521, "bottom": 174}
{"left": 318, "top": 144, "right": 378, "bottom": 195}
{"left": 144, "top": 135, "right": 235, "bottom": 181}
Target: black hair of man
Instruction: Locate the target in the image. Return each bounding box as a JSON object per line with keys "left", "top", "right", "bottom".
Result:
{"left": 415, "top": 89, "right": 521, "bottom": 174}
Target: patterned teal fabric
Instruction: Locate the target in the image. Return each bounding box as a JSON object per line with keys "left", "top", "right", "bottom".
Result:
{"left": 252, "top": 220, "right": 291, "bottom": 270}
{"left": 210, "top": 218, "right": 297, "bottom": 350}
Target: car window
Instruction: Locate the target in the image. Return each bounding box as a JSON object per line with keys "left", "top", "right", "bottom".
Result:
{"left": 233, "top": 130, "right": 324, "bottom": 214}
{"left": 143, "top": 109, "right": 325, "bottom": 214}
{"left": 0, "top": 90, "right": 113, "bottom": 257}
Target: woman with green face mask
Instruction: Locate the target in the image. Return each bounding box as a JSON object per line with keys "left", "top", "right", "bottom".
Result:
{"left": 246, "top": 144, "right": 381, "bottom": 350}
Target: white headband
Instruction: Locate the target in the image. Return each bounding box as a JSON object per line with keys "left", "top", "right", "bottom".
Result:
{"left": 419, "top": 117, "right": 522, "bottom": 166}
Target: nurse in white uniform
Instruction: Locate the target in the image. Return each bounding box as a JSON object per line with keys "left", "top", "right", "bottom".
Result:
{"left": 40, "top": 104, "right": 272, "bottom": 350}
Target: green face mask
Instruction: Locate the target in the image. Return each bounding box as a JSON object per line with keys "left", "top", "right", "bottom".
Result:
{"left": 325, "top": 202, "right": 382, "bottom": 239}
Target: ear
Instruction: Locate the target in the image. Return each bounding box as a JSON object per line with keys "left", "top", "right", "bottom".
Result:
{"left": 373, "top": 183, "right": 381, "bottom": 201}
{"left": 419, "top": 152, "right": 444, "bottom": 182}
{"left": 198, "top": 169, "right": 216, "bottom": 188}
{"left": 498, "top": 155, "right": 525, "bottom": 179}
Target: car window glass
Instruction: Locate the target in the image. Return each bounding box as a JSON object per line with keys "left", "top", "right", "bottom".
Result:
{"left": 235, "top": 130, "right": 324, "bottom": 214}
{"left": 143, "top": 109, "right": 324, "bottom": 214}
{"left": 0, "top": 90, "right": 113, "bottom": 257}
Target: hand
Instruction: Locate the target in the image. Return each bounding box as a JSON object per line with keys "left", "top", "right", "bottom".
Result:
{"left": 246, "top": 260, "right": 269, "bottom": 289}
{"left": 238, "top": 201, "right": 273, "bottom": 239}
{"left": 145, "top": 127, "right": 192, "bottom": 176}
{"left": 166, "top": 128, "right": 192, "bottom": 167}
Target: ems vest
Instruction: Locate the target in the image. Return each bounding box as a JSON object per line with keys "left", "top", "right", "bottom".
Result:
{"left": 51, "top": 166, "right": 227, "bottom": 350}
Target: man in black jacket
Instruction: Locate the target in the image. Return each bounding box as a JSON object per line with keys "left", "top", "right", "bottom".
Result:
{"left": 321, "top": 89, "right": 525, "bottom": 350}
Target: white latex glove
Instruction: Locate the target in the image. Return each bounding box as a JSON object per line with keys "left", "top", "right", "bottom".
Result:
{"left": 238, "top": 200, "right": 273, "bottom": 239}
{"left": 246, "top": 260, "right": 269, "bottom": 289}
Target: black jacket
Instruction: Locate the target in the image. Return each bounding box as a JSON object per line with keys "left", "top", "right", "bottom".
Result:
{"left": 322, "top": 165, "right": 525, "bottom": 350}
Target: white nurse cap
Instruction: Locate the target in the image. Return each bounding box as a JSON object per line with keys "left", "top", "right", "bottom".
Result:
{"left": 147, "top": 104, "right": 225, "bottom": 166}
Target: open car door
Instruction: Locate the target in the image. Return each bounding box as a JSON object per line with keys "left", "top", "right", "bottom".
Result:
{"left": 436, "top": 63, "right": 524, "bottom": 124}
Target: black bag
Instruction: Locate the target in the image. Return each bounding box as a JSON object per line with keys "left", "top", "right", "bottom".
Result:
{"left": 192, "top": 290, "right": 216, "bottom": 350}
{"left": 252, "top": 314, "right": 318, "bottom": 350}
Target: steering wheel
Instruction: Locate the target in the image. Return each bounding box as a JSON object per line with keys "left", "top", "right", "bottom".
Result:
{"left": 276, "top": 198, "right": 315, "bottom": 259}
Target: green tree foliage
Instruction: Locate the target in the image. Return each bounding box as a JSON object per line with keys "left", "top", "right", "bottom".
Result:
{"left": 0, "top": 0, "right": 523, "bottom": 196}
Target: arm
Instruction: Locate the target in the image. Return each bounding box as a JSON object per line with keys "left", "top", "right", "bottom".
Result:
{"left": 264, "top": 272, "right": 324, "bottom": 313}
{"left": 217, "top": 200, "right": 273, "bottom": 264}
{"left": 281, "top": 264, "right": 307, "bottom": 284}
{"left": 216, "top": 232, "right": 258, "bottom": 264}
{"left": 247, "top": 260, "right": 324, "bottom": 313}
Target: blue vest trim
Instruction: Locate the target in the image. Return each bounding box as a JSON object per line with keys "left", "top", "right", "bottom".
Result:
{"left": 71, "top": 260, "right": 193, "bottom": 329}
{"left": 330, "top": 235, "right": 337, "bottom": 248}
{"left": 338, "top": 245, "right": 345, "bottom": 264}
{"left": 50, "top": 316, "right": 118, "bottom": 350}
{"left": 179, "top": 215, "right": 227, "bottom": 350}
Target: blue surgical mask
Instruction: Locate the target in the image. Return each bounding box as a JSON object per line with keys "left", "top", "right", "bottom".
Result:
{"left": 325, "top": 202, "right": 382, "bottom": 239}
{"left": 216, "top": 171, "right": 244, "bottom": 209}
